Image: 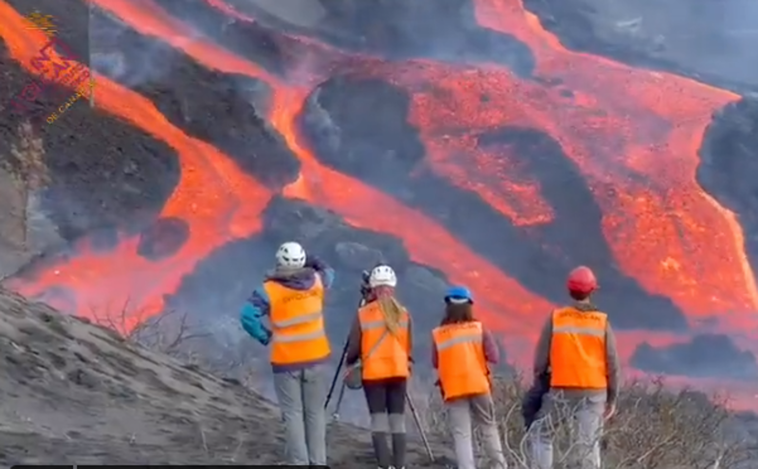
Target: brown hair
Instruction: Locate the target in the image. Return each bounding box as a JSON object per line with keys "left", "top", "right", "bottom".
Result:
{"left": 372, "top": 286, "right": 406, "bottom": 335}
{"left": 441, "top": 302, "right": 474, "bottom": 325}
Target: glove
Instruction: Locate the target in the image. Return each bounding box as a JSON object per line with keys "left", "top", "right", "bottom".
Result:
{"left": 304, "top": 255, "right": 325, "bottom": 270}
{"left": 259, "top": 329, "right": 272, "bottom": 346}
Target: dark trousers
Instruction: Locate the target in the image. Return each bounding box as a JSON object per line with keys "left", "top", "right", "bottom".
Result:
{"left": 363, "top": 377, "right": 407, "bottom": 468}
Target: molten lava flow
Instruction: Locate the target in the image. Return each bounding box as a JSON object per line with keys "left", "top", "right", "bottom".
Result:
{"left": 424, "top": 134, "right": 555, "bottom": 226}
{"left": 3, "top": 0, "right": 758, "bottom": 396}
{"left": 200, "top": 0, "right": 758, "bottom": 331}
{"left": 0, "top": 0, "right": 271, "bottom": 331}
{"left": 90, "top": 0, "right": 276, "bottom": 82}
{"left": 204, "top": 0, "right": 248, "bottom": 22}
{"left": 272, "top": 88, "right": 555, "bottom": 346}
{"left": 463, "top": 0, "right": 758, "bottom": 329}
{"left": 87, "top": 0, "right": 556, "bottom": 346}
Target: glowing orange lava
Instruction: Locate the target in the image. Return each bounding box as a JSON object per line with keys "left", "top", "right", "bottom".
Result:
{"left": 1, "top": 0, "right": 555, "bottom": 345}
{"left": 0, "top": 0, "right": 271, "bottom": 331}
{"left": 197, "top": 0, "right": 758, "bottom": 329}
{"left": 1, "top": 0, "right": 758, "bottom": 407}
{"left": 466, "top": 0, "right": 757, "bottom": 326}
{"left": 92, "top": 0, "right": 555, "bottom": 341}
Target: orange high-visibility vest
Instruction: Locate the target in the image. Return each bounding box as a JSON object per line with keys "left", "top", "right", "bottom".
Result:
{"left": 432, "top": 321, "right": 490, "bottom": 401}
{"left": 265, "top": 275, "right": 330, "bottom": 365}
{"left": 358, "top": 300, "right": 410, "bottom": 380}
{"left": 549, "top": 307, "right": 608, "bottom": 389}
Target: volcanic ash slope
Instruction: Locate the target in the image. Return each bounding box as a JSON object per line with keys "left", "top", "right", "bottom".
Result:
{"left": 0, "top": 288, "right": 444, "bottom": 467}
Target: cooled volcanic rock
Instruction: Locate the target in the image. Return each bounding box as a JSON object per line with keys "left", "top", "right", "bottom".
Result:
{"left": 522, "top": 0, "right": 758, "bottom": 91}
{"left": 334, "top": 241, "right": 385, "bottom": 270}
{"left": 136, "top": 217, "right": 190, "bottom": 261}
{"left": 301, "top": 76, "right": 426, "bottom": 188}
{"left": 88, "top": 5, "right": 300, "bottom": 190}
{"left": 631, "top": 334, "right": 758, "bottom": 380}
{"left": 151, "top": 0, "right": 289, "bottom": 75}
{"left": 698, "top": 97, "right": 758, "bottom": 277}
{"left": 300, "top": 75, "right": 688, "bottom": 331}
{"left": 0, "top": 287, "right": 450, "bottom": 466}
{"left": 154, "top": 0, "right": 535, "bottom": 74}
{"left": 0, "top": 39, "right": 180, "bottom": 244}
{"left": 262, "top": 196, "right": 412, "bottom": 269}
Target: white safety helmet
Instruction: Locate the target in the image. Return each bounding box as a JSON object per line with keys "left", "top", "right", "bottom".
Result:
{"left": 275, "top": 242, "right": 306, "bottom": 269}
{"left": 369, "top": 264, "right": 397, "bottom": 288}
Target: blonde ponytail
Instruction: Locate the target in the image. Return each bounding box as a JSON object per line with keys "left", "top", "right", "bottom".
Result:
{"left": 378, "top": 295, "right": 406, "bottom": 335}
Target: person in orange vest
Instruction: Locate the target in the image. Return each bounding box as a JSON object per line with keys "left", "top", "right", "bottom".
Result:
{"left": 529, "top": 266, "right": 621, "bottom": 469}
{"left": 239, "top": 241, "right": 334, "bottom": 466}
{"left": 432, "top": 286, "right": 507, "bottom": 469}
{"left": 345, "top": 264, "right": 412, "bottom": 469}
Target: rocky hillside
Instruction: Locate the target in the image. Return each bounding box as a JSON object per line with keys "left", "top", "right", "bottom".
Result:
{"left": 0, "top": 288, "right": 448, "bottom": 466}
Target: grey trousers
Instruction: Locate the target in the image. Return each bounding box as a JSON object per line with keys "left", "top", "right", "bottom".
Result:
{"left": 273, "top": 365, "right": 327, "bottom": 465}
{"left": 529, "top": 391, "right": 605, "bottom": 469}
{"left": 446, "top": 394, "right": 507, "bottom": 469}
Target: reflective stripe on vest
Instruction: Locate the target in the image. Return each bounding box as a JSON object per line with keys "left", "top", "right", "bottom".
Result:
{"left": 435, "top": 333, "right": 483, "bottom": 351}
{"left": 360, "top": 319, "right": 410, "bottom": 331}
{"left": 432, "top": 321, "right": 490, "bottom": 401}
{"left": 266, "top": 275, "right": 330, "bottom": 365}
{"left": 549, "top": 307, "right": 608, "bottom": 389}
{"left": 358, "top": 301, "right": 410, "bottom": 380}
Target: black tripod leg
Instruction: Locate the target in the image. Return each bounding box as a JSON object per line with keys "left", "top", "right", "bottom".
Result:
{"left": 325, "top": 297, "right": 366, "bottom": 410}
{"left": 325, "top": 339, "right": 349, "bottom": 409}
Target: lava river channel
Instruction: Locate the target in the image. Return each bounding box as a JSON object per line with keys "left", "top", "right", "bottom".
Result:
{"left": 1, "top": 0, "right": 758, "bottom": 403}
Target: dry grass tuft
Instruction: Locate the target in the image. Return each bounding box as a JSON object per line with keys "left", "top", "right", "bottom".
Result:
{"left": 424, "top": 375, "right": 754, "bottom": 468}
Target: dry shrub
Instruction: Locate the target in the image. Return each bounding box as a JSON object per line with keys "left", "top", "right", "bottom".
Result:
{"left": 88, "top": 299, "right": 264, "bottom": 380}
{"left": 127, "top": 309, "right": 210, "bottom": 359}
{"left": 425, "top": 375, "right": 753, "bottom": 468}
{"left": 88, "top": 299, "right": 209, "bottom": 363}
{"left": 0, "top": 121, "right": 50, "bottom": 251}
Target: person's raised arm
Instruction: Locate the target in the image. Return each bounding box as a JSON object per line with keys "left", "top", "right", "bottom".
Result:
{"left": 306, "top": 254, "right": 335, "bottom": 289}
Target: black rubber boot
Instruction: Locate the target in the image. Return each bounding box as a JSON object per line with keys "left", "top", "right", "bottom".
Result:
{"left": 371, "top": 431, "right": 392, "bottom": 468}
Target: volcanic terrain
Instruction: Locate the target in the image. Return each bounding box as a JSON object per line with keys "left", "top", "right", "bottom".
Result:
{"left": 0, "top": 287, "right": 453, "bottom": 466}
{"left": 1, "top": 0, "right": 758, "bottom": 417}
